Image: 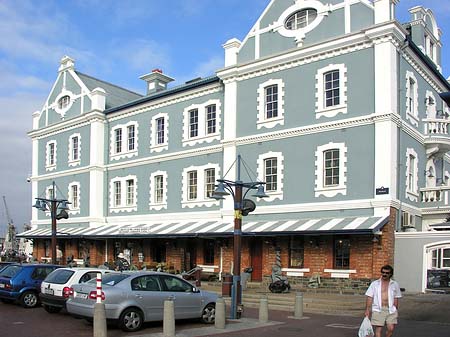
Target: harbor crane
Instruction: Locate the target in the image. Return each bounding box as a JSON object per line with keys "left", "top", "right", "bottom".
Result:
{"left": 2, "top": 196, "right": 18, "bottom": 252}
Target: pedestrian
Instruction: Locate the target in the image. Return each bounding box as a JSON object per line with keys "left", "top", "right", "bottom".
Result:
{"left": 115, "top": 252, "right": 130, "bottom": 271}
{"left": 56, "top": 245, "right": 63, "bottom": 264}
{"left": 365, "top": 265, "right": 402, "bottom": 337}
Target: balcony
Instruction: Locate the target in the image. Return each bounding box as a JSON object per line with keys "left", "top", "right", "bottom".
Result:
{"left": 420, "top": 186, "right": 450, "bottom": 206}
{"left": 423, "top": 118, "right": 450, "bottom": 157}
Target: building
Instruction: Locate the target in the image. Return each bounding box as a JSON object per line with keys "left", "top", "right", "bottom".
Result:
{"left": 20, "top": 0, "right": 450, "bottom": 293}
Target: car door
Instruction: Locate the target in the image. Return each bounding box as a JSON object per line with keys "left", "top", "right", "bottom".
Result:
{"left": 158, "top": 275, "right": 202, "bottom": 319}
{"left": 31, "top": 266, "right": 55, "bottom": 291}
{"left": 130, "top": 275, "right": 165, "bottom": 321}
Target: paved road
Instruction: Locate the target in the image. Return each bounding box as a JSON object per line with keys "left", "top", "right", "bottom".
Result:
{"left": 1, "top": 301, "right": 449, "bottom": 337}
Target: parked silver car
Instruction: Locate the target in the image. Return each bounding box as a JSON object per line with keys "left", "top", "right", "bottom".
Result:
{"left": 66, "top": 271, "right": 217, "bottom": 332}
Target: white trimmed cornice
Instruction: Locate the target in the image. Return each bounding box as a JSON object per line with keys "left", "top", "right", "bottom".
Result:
{"left": 106, "top": 83, "right": 223, "bottom": 122}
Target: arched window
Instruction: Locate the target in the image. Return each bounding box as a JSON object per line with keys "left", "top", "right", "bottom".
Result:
{"left": 285, "top": 8, "right": 317, "bottom": 30}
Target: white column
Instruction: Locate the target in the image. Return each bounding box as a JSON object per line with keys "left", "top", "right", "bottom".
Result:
{"left": 373, "top": 0, "right": 398, "bottom": 24}
{"left": 89, "top": 118, "right": 105, "bottom": 220}
{"left": 31, "top": 138, "right": 39, "bottom": 223}
{"left": 374, "top": 41, "right": 397, "bottom": 115}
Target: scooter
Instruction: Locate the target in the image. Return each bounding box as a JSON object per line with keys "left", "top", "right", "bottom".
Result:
{"left": 269, "top": 278, "right": 291, "bottom": 293}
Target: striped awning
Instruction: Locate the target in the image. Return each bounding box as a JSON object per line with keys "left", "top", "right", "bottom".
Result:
{"left": 18, "top": 215, "right": 388, "bottom": 238}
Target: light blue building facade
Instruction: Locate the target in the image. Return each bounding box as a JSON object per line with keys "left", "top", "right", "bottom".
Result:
{"left": 22, "top": 0, "right": 450, "bottom": 293}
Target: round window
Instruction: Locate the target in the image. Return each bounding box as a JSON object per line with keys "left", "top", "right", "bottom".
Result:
{"left": 285, "top": 8, "right": 318, "bottom": 30}
{"left": 58, "top": 95, "right": 71, "bottom": 110}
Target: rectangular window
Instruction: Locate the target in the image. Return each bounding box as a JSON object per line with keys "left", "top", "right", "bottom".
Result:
{"left": 48, "top": 187, "right": 55, "bottom": 201}
{"left": 264, "top": 158, "right": 278, "bottom": 191}
{"left": 156, "top": 117, "right": 165, "bottom": 144}
{"left": 189, "top": 109, "right": 199, "bottom": 138}
{"left": 289, "top": 237, "right": 304, "bottom": 268}
{"left": 206, "top": 105, "right": 217, "bottom": 134}
{"left": 324, "top": 149, "right": 339, "bottom": 186}
{"left": 115, "top": 129, "right": 122, "bottom": 153}
{"left": 334, "top": 238, "right": 350, "bottom": 269}
{"left": 408, "top": 154, "right": 415, "bottom": 191}
{"left": 204, "top": 168, "right": 216, "bottom": 198}
{"left": 127, "top": 125, "right": 135, "bottom": 151}
{"left": 72, "top": 137, "right": 79, "bottom": 161}
{"left": 324, "top": 70, "right": 340, "bottom": 107}
{"left": 265, "top": 85, "right": 278, "bottom": 119}
{"left": 443, "top": 248, "right": 450, "bottom": 268}
{"left": 71, "top": 185, "right": 78, "bottom": 209}
{"left": 114, "top": 181, "right": 121, "bottom": 207}
{"left": 126, "top": 179, "right": 134, "bottom": 205}
{"left": 188, "top": 171, "right": 198, "bottom": 200}
{"left": 49, "top": 143, "right": 55, "bottom": 165}
{"left": 155, "top": 175, "right": 164, "bottom": 203}
{"left": 204, "top": 240, "right": 215, "bottom": 265}
{"left": 408, "top": 78, "right": 415, "bottom": 114}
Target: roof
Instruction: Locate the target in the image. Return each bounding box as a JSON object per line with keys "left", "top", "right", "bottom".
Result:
{"left": 75, "top": 71, "right": 143, "bottom": 109}
{"left": 18, "top": 215, "right": 388, "bottom": 239}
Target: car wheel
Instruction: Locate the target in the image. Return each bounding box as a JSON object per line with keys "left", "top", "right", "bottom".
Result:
{"left": 119, "top": 308, "right": 143, "bottom": 332}
{"left": 20, "top": 291, "right": 39, "bottom": 308}
{"left": 43, "top": 304, "right": 62, "bottom": 313}
{"left": 201, "top": 303, "right": 215, "bottom": 324}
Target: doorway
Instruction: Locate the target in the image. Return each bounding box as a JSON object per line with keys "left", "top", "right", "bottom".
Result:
{"left": 250, "top": 239, "right": 263, "bottom": 281}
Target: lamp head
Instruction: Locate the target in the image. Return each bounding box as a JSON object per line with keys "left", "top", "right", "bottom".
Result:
{"left": 211, "top": 182, "right": 230, "bottom": 199}
{"left": 252, "top": 185, "right": 269, "bottom": 199}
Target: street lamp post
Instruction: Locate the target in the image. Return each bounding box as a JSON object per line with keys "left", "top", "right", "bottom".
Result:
{"left": 211, "top": 155, "right": 268, "bottom": 319}
{"left": 33, "top": 181, "right": 70, "bottom": 264}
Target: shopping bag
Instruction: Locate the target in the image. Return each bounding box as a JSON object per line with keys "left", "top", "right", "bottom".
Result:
{"left": 358, "top": 317, "right": 374, "bottom": 337}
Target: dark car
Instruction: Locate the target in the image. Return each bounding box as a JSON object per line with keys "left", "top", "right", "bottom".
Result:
{"left": 0, "top": 263, "right": 60, "bottom": 308}
{"left": 0, "top": 262, "right": 15, "bottom": 272}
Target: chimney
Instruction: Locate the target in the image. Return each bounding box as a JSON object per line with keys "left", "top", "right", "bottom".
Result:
{"left": 140, "top": 69, "right": 174, "bottom": 95}
{"left": 223, "top": 38, "right": 241, "bottom": 67}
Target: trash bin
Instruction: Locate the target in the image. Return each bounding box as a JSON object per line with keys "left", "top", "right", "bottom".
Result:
{"left": 241, "top": 267, "right": 253, "bottom": 290}
{"left": 222, "top": 274, "right": 232, "bottom": 296}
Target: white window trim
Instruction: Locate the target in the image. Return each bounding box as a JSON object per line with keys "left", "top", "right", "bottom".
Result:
{"left": 181, "top": 164, "right": 220, "bottom": 208}
{"left": 315, "top": 64, "right": 348, "bottom": 119}
{"left": 315, "top": 142, "right": 347, "bottom": 197}
{"left": 46, "top": 140, "right": 57, "bottom": 171}
{"left": 110, "top": 121, "right": 139, "bottom": 161}
{"left": 256, "top": 79, "right": 285, "bottom": 129}
{"left": 68, "top": 182, "right": 80, "bottom": 215}
{"left": 109, "top": 175, "right": 138, "bottom": 213}
{"left": 68, "top": 133, "right": 81, "bottom": 167}
{"left": 405, "top": 71, "right": 419, "bottom": 127}
{"left": 274, "top": 0, "right": 330, "bottom": 46}
{"left": 53, "top": 90, "right": 75, "bottom": 118}
{"left": 182, "top": 99, "right": 221, "bottom": 147}
{"left": 44, "top": 185, "right": 55, "bottom": 216}
{"left": 405, "top": 148, "right": 419, "bottom": 201}
{"left": 149, "top": 170, "right": 168, "bottom": 210}
{"left": 424, "top": 90, "right": 437, "bottom": 119}
{"left": 150, "top": 113, "right": 169, "bottom": 153}
{"left": 324, "top": 268, "right": 356, "bottom": 278}
{"left": 257, "top": 151, "right": 284, "bottom": 201}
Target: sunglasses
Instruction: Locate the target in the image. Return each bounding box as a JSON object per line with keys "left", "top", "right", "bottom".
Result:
{"left": 381, "top": 271, "right": 391, "bottom": 275}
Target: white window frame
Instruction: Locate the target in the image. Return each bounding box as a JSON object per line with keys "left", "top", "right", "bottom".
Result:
{"left": 150, "top": 113, "right": 169, "bottom": 153}
{"left": 405, "top": 148, "right": 419, "bottom": 201}
{"left": 405, "top": 71, "right": 419, "bottom": 127}
{"left": 109, "top": 175, "right": 138, "bottom": 213}
{"left": 68, "top": 133, "right": 81, "bottom": 167}
{"left": 424, "top": 90, "right": 437, "bottom": 119}
{"left": 44, "top": 185, "right": 55, "bottom": 216}
{"left": 257, "top": 152, "right": 284, "bottom": 201}
{"left": 46, "top": 140, "right": 57, "bottom": 171}
{"left": 181, "top": 164, "right": 220, "bottom": 208}
{"left": 149, "top": 170, "right": 168, "bottom": 210}
{"left": 110, "top": 121, "right": 139, "bottom": 161}
{"left": 315, "top": 142, "right": 347, "bottom": 197}
{"left": 204, "top": 168, "right": 216, "bottom": 199}
{"left": 429, "top": 246, "right": 450, "bottom": 269}
{"left": 68, "top": 182, "right": 80, "bottom": 214}
{"left": 257, "top": 79, "right": 285, "bottom": 129}
{"left": 182, "top": 100, "right": 221, "bottom": 147}
{"left": 315, "top": 64, "right": 348, "bottom": 119}
{"left": 274, "top": 0, "right": 329, "bottom": 46}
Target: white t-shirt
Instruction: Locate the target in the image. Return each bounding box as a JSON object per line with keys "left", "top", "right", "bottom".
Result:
{"left": 365, "top": 278, "right": 402, "bottom": 314}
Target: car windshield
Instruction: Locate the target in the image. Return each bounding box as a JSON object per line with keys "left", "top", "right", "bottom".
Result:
{"left": 0, "top": 265, "right": 22, "bottom": 278}
{"left": 87, "top": 273, "right": 130, "bottom": 286}
{"left": 44, "top": 269, "right": 75, "bottom": 284}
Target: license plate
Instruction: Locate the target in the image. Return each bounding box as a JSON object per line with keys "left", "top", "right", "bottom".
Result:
{"left": 75, "top": 292, "right": 88, "bottom": 299}
{"left": 0, "top": 284, "right": 4, "bottom": 288}
{"left": 44, "top": 288, "right": 54, "bottom": 295}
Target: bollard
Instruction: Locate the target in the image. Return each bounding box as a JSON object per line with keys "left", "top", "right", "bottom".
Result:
{"left": 294, "top": 292, "right": 303, "bottom": 318}
{"left": 163, "top": 299, "right": 175, "bottom": 337}
{"left": 93, "top": 273, "right": 107, "bottom": 337}
{"left": 259, "top": 296, "right": 269, "bottom": 323}
{"left": 215, "top": 297, "right": 226, "bottom": 329}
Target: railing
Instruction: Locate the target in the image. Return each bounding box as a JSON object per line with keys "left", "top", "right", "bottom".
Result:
{"left": 420, "top": 186, "right": 450, "bottom": 203}
{"left": 423, "top": 118, "right": 450, "bottom": 136}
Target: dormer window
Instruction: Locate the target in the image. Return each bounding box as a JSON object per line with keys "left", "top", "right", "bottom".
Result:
{"left": 58, "top": 95, "right": 70, "bottom": 110}
{"left": 285, "top": 9, "right": 317, "bottom": 30}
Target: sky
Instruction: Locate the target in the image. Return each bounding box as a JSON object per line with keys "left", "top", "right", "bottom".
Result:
{"left": 0, "top": 0, "right": 449, "bottom": 238}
